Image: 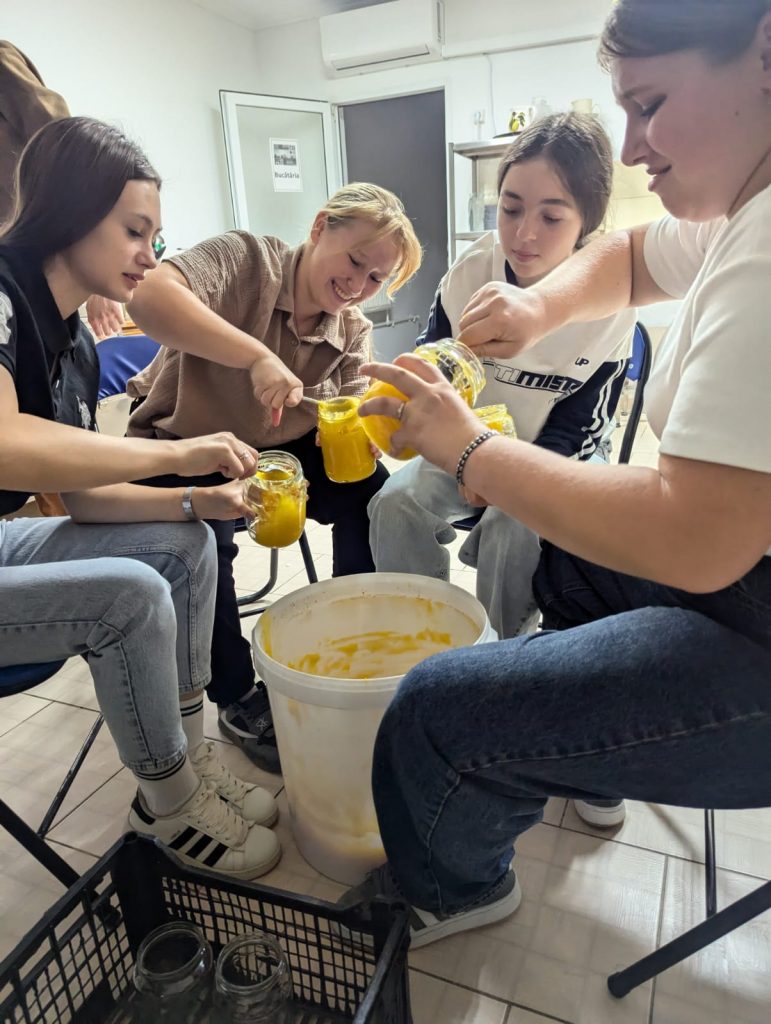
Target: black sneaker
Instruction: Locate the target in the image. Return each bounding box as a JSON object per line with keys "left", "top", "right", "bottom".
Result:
{"left": 218, "top": 683, "right": 281, "bottom": 774}
{"left": 336, "top": 863, "right": 521, "bottom": 949}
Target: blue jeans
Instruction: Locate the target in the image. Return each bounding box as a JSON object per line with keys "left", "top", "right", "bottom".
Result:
{"left": 0, "top": 516, "right": 216, "bottom": 775}
{"left": 372, "top": 545, "right": 771, "bottom": 915}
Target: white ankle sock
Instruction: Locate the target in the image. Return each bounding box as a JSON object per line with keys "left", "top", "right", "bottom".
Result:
{"left": 136, "top": 756, "right": 200, "bottom": 817}
{"left": 180, "top": 693, "right": 204, "bottom": 756}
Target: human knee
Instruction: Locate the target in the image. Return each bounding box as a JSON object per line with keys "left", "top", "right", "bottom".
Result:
{"left": 479, "top": 507, "right": 529, "bottom": 545}
{"left": 381, "top": 658, "right": 438, "bottom": 737}
{"left": 368, "top": 471, "right": 418, "bottom": 523}
{"left": 177, "top": 521, "right": 217, "bottom": 580}
{"left": 97, "top": 558, "right": 177, "bottom": 637}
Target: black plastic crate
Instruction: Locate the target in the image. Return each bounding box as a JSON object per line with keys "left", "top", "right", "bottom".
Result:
{"left": 0, "top": 833, "right": 412, "bottom": 1023}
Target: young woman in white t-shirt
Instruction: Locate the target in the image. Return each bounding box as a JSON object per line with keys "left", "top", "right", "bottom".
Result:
{"left": 369, "top": 114, "right": 636, "bottom": 638}
{"left": 336, "top": 0, "right": 771, "bottom": 948}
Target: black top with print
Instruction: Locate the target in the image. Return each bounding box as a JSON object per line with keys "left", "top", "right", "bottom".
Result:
{"left": 0, "top": 246, "right": 99, "bottom": 515}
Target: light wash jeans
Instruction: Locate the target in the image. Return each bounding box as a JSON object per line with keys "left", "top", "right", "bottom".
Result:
{"left": 368, "top": 457, "right": 541, "bottom": 638}
{"left": 373, "top": 546, "right": 771, "bottom": 915}
{"left": 0, "top": 516, "right": 216, "bottom": 775}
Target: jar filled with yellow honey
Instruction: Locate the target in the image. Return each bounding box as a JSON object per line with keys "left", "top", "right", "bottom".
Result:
{"left": 317, "top": 396, "right": 376, "bottom": 483}
{"left": 474, "top": 403, "right": 517, "bottom": 437}
{"left": 361, "top": 339, "right": 486, "bottom": 460}
{"left": 243, "top": 452, "right": 307, "bottom": 548}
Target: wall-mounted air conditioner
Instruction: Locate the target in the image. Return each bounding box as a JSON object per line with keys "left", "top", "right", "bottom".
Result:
{"left": 320, "top": 0, "right": 443, "bottom": 76}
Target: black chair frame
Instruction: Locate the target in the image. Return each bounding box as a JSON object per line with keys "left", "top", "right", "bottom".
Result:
{"left": 236, "top": 528, "right": 319, "bottom": 619}
{"left": 1, "top": 664, "right": 105, "bottom": 889}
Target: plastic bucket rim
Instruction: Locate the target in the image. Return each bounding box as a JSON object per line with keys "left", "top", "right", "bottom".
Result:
{"left": 253, "top": 572, "right": 490, "bottom": 693}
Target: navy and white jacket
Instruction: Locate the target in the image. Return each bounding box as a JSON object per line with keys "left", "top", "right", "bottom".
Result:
{"left": 419, "top": 233, "right": 636, "bottom": 459}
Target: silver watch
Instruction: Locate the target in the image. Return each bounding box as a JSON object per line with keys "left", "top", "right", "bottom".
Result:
{"left": 181, "top": 485, "right": 198, "bottom": 521}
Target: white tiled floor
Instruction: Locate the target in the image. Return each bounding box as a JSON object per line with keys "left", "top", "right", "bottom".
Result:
{"left": 2, "top": 413, "right": 769, "bottom": 1022}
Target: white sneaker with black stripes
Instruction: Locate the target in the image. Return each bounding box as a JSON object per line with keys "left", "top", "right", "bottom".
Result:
{"left": 189, "top": 741, "right": 278, "bottom": 827}
{"left": 128, "top": 780, "right": 281, "bottom": 879}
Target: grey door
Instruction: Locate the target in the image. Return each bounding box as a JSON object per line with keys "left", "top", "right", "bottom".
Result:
{"left": 340, "top": 90, "right": 447, "bottom": 361}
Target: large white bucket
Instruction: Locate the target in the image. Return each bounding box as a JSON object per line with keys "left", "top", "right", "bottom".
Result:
{"left": 252, "top": 573, "right": 496, "bottom": 885}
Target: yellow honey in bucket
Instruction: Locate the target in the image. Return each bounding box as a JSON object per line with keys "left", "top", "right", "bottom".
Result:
{"left": 287, "top": 627, "right": 457, "bottom": 679}
{"left": 255, "top": 586, "right": 490, "bottom": 883}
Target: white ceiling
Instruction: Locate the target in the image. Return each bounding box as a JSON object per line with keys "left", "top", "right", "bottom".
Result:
{"left": 191, "top": 0, "right": 392, "bottom": 32}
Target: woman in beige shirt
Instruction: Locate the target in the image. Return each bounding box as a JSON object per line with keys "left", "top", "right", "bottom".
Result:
{"left": 126, "top": 183, "right": 421, "bottom": 772}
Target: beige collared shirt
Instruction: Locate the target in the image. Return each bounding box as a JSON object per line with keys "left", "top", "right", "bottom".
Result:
{"left": 127, "top": 231, "right": 373, "bottom": 447}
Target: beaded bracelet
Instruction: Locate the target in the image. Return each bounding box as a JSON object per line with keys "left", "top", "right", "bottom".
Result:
{"left": 455, "top": 431, "right": 496, "bottom": 486}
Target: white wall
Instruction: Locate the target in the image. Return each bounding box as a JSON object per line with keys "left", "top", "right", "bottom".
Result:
{"left": 247, "top": 3, "right": 626, "bottom": 239}
{"left": 3, "top": 0, "right": 265, "bottom": 249}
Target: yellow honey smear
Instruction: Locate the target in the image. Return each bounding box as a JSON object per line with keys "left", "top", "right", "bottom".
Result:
{"left": 287, "top": 627, "right": 456, "bottom": 679}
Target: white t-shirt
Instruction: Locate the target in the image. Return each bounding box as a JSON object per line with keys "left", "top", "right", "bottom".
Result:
{"left": 643, "top": 185, "right": 771, "bottom": 555}
{"left": 440, "top": 233, "right": 636, "bottom": 448}
{"left": 644, "top": 187, "right": 771, "bottom": 471}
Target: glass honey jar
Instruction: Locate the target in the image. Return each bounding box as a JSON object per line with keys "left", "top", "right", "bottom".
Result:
{"left": 317, "top": 396, "right": 376, "bottom": 484}
{"left": 243, "top": 452, "right": 307, "bottom": 549}
{"left": 360, "top": 339, "right": 486, "bottom": 461}
{"left": 474, "top": 403, "right": 517, "bottom": 437}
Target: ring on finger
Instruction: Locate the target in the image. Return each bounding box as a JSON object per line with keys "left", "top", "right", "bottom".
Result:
{"left": 395, "top": 401, "right": 406, "bottom": 421}
{"left": 239, "top": 450, "right": 251, "bottom": 461}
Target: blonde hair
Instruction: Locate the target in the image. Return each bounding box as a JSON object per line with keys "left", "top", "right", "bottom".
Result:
{"left": 316, "top": 182, "right": 422, "bottom": 297}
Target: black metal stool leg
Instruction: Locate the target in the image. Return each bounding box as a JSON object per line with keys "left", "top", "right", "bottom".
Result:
{"left": 704, "top": 808, "right": 717, "bottom": 918}
{"left": 298, "top": 529, "right": 318, "bottom": 584}
{"left": 38, "top": 715, "right": 105, "bottom": 837}
{"left": 0, "top": 799, "right": 79, "bottom": 889}
{"left": 608, "top": 879, "right": 771, "bottom": 997}
{"left": 237, "top": 547, "right": 279, "bottom": 610}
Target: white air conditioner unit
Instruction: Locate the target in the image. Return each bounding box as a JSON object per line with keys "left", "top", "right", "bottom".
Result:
{"left": 320, "top": 0, "right": 443, "bottom": 76}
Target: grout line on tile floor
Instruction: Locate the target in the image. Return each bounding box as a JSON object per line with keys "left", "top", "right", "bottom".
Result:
{"left": 503, "top": 1001, "right": 575, "bottom": 1024}
{"left": 49, "top": 767, "right": 124, "bottom": 832}
{"left": 410, "top": 968, "right": 575, "bottom": 1024}
{"left": 47, "top": 836, "right": 99, "bottom": 864}
{"left": 41, "top": 694, "right": 99, "bottom": 714}
{"left": 556, "top": 819, "right": 771, "bottom": 883}
{"left": 6, "top": 697, "right": 56, "bottom": 726}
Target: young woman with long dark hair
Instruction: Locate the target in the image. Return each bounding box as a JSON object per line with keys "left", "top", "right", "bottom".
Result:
{"left": 0, "top": 117, "right": 283, "bottom": 878}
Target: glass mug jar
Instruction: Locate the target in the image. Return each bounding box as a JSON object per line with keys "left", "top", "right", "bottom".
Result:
{"left": 474, "top": 403, "right": 517, "bottom": 437}
{"left": 243, "top": 452, "right": 307, "bottom": 549}
{"left": 361, "top": 339, "right": 485, "bottom": 461}
{"left": 317, "top": 396, "right": 376, "bottom": 483}
{"left": 132, "top": 920, "right": 213, "bottom": 1022}
{"left": 213, "top": 933, "right": 293, "bottom": 1023}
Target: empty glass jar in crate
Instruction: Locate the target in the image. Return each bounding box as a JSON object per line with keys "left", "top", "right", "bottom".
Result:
{"left": 131, "top": 920, "right": 213, "bottom": 1022}
{"left": 213, "top": 933, "right": 294, "bottom": 1023}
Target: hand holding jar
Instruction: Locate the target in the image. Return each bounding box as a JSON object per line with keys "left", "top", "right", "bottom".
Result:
{"left": 359, "top": 339, "right": 486, "bottom": 460}
{"left": 358, "top": 354, "right": 492, "bottom": 476}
